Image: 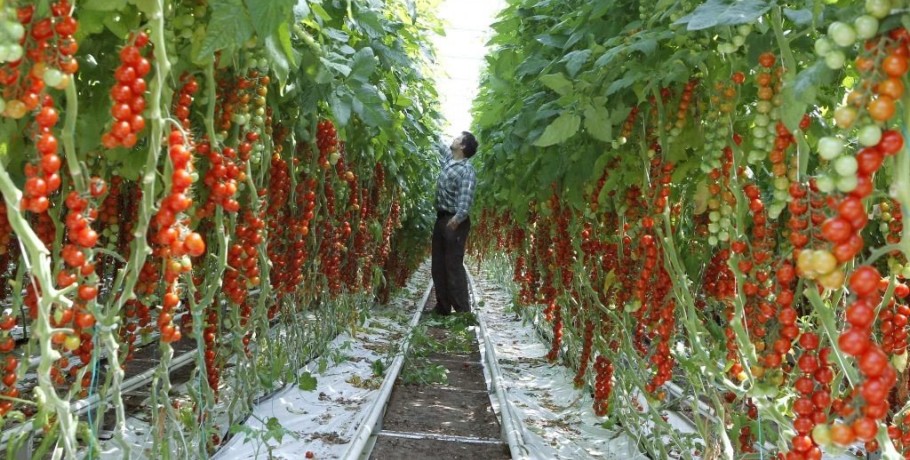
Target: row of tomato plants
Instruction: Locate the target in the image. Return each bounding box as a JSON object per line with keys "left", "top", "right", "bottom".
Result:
{"left": 0, "top": 0, "right": 441, "bottom": 458}
{"left": 471, "top": 1, "right": 910, "bottom": 459}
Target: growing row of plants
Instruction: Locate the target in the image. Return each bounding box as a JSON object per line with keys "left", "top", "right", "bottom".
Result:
{"left": 0, "top": 0, "right": 443, "bottom": 458}
{"left": 471, "top": 0, "right": 910, "bottom": 459}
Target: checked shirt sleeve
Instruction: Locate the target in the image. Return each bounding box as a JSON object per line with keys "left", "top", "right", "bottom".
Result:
{"left": 453, "top": 165, "right": 476, "bottom": 224}
{"left": 437, "top": 139, "right": 453, "bottom": 168}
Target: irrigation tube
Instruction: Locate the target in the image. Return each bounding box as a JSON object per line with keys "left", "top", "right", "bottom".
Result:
{"left": 342, "top": 282, "right": 432, "bottom": 460}
{"left": 466, "top": 270, "right": 530, "bottom": 460}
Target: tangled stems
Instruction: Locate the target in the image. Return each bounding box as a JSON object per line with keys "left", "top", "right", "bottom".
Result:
{"left": 898, "top": 96, "right": 910, "bottom": 264}
{"left": 0, "top": 161, "right": 78, "bottom": 456}
{"left": 100, "top": 0, "right": 170, "bottom": 454}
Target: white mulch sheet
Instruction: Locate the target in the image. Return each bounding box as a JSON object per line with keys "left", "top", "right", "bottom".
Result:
{"left": 97, "top": 262, "right": 430, "bottom": 460}
{"left": 471, "top": 269, "right": 648, "bottom": 460}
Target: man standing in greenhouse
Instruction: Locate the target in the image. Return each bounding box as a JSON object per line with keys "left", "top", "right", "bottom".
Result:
{"left": 432, "top": 132, "right": 479, "bottom": 316}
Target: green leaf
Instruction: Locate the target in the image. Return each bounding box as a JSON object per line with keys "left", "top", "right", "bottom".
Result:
{"left": 103, "top": 6, "right": 142, "bottom": 39}
{"left": 298, "top": 372, "right": 318, "bottom": 391}
{"left": 309, "top": 3, "right": 332, "bottom": 21}
{"left": 535, "top": 34, "right": 567, "bottom": 48}
{"left": 320, "top": 55, "right": 352, "bottom": 77}
{"left": 264, "top": 34, "right": 291, "bottom": 89}
{"left": 277, "top": 22, "right": 298, "bottom": 68}
{"left": 674, "top": 0, "right": 773, "bottom": 31}
{"left": 606, "top": 73, "right": 639, "bottom": 95}
{"left": 561, "top": 49, "right": 591, "bottom": 77}
{"left": 128, "top": 0, "right": 156, "bottom": 15}
{"left": 533, "top": 112, "right": 581, "bottom": 147}
{"left": 395, "top": 94, "right": 413, "bottom": 108}
{"left": 352, "top": 83, "right": 391, "bottom": 129}
{"left": 244, "top": 0, "right": 294, "bottom": 38}
{"left": 330, "top": 89, "right": 353, "bottom": 126}
{"left": 583, "top": 105, "right": 612, "bottom": 143}
{"left": 516, "top": 55, "right": 549, "bottom": 79}
{"left": 323, "top": 28, "right": 350, "bottom": 43}
{"left": 781, "top": 61, "right": 833, "bottom": 132}
{"left": 74, "top": 10, "right": 107, "bottom": 41}
{"left": 350, "top": 47, "right": 378, "bottom": 83}
{"left": 539, "top": 73, "right": 573, "bottom": 96}
{"left": 594, "top": 46, "right": 624, "bottom": 68}
{"left": 628, "top": 38, "right": 658, "bottom": 55}
{"left": 783, "top": 8, "right": 813, "bottom": 25}
{"left": 83, "top": 0, "right": 127, "bottom": 11}
{"left": 196, "top": 0, "right": 255, "bottom": 63}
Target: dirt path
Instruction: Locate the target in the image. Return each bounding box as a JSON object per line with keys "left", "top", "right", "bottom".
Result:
{"left": 369, "top": 291, "right": 510, "bottom": 460}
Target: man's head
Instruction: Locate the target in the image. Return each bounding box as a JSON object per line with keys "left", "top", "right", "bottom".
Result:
{"left": 451, "top": 131, "right": 478, "bottom": 159}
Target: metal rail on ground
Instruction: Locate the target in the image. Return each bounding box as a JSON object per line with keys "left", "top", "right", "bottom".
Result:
{"left": 345, "top": 282, "right": 432, "bottom": 460}
{"left": 466, "top": 269, "right": 530, "bottom": 460}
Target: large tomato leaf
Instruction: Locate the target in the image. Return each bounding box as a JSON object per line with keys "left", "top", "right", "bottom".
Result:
{"left": 329, "top": 88, "right": 354, "bottom": 127}
{"left": 351, "top": 83, "right": 392, "bottom": 130}
{"left": 84, "top": 0, "right": 127, "bottom": 10}
{"left": 195, "top": 0, "right": 255, "bottom": 64}
{"left": 561, "top": 49, "right": 592, "bottom": 77}
{"left": 674, "top": 0, "right": 772, "bottom": 31}
{"left": 533, "top": 112, "right": 581, "bottom": 147}
{"left": 583, "top": 104, "right": 612, "bottom": 143}
{"left": 245, "top": 0, "right": 295, "bottom": 38}
{"left": 780, "top": 61, "right": 834, "bottom": 133}
{"left": 349, "top": 47, "right": 379, "bottom": 83}
{"left": 539, "top": 73, "right": 573, "bottom": 96}
{"left": 102, "top": 5, "right": 142, "bottom": 39}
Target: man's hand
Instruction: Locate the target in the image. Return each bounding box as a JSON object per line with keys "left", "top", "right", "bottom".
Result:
{"left": 447, "top": 217, "right": 459, "bottom": 230}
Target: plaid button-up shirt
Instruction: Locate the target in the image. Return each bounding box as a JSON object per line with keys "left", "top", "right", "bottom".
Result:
{"left": 435, "top": 142, "right": 476, "bottom": 225}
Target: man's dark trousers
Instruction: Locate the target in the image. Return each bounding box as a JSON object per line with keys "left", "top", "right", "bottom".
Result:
{"left": 431, "top": 212, "right": 471, "bottom": 314}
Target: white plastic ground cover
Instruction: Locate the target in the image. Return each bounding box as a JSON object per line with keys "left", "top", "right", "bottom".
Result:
{"left": 213, "top": 266, "right": 430, "bottom": 459}
{"left": 94, "top": 263, "right": 430, "bottom": 460}
{"left": 470, "top": 272, "right": 647, "bottom": 459}
{"left": 473, "top": 267, "right": 864, "bottom": 460}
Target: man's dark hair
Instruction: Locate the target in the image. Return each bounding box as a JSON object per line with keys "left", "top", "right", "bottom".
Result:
{"left": 461, "top": 131, "right": 478, "bottom": 158}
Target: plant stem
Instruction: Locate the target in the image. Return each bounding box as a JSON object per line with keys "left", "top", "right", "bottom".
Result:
{"left": 0, "top": 163, "right": 78, "bottom": 457}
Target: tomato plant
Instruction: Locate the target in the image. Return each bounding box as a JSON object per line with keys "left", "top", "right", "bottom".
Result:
{"left": 0, "top": 0, "right": 444, "bottom": 457}
{"left": 470, "top": 0, "right": 910, "bottom": 459}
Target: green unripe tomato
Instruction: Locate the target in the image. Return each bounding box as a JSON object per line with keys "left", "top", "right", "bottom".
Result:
{"left": 865, "top": 0, "right": 891, "bottom": 19}
{"left": 815, "top": 175, "right": 835, "bottom": 193}
{"left": 828, "top": 22, "right": 857, "bottom": 47}
{"left": 836, "top": 174, "right": 858, "bottom": 192}
{"left": 854, "top": 15, "right": 879, "bottom": 40}
{"left": 774, "top": 177, "right": 789, "bottom": 190}
{"left": 7, "top": 22, "right": 25, "bottom": 41}
{"left": 834, "top": 156, "right": 858, "bottom": 176}
{"left": 43, "top": 68, "right": 64, "bottom": 87}
{"left": 811, "top": 424, "right": 832, "bottom": 447}
{"left": 814, "top": 37, "right": 833, "bottom": 57}
{"left": 857, "top": 124, "right": 883, "bottom": 147}
{"left": 817, "top": 137, "right": 844, "bottom": 160}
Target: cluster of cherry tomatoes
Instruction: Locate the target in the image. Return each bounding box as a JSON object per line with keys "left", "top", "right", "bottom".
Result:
{"left": 101, "top": 32, "right": 150, "bottom": 149}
